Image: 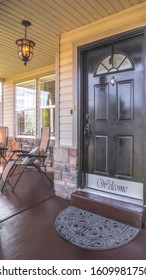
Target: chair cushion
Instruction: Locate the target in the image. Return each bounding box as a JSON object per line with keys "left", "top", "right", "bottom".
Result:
{"left": 22, "top": 146, "right": 39, "bottom": 165}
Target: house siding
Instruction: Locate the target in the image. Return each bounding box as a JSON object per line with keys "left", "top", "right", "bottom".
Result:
{"left": 59, "top": 44, "right": 73, "bottom": 147}
{"left": 3, "top": 83, "right": 14, "bottom": 136}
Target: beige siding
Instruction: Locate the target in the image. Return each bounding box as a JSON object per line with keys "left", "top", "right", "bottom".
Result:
{"left": 60, "top": 101, "right": 72, "bottom": 109}
{"left": 59, "top": 2, "right": 146, "bottom": 147}
{"left": 3, "top": 64, "right": 55, "bottom": 137}
{"left": 59, "top": 40, "right": 73, "bottom": 147}
{"left": 3, "top": 83, "right": 14, "bottom": 136}
{"left": 60, "top": 116, "right": 72, "bottom": 124}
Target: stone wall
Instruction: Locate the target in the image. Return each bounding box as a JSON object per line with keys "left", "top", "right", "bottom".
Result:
{"left": 54, "top": 147, "right": 77, "bottom": 199}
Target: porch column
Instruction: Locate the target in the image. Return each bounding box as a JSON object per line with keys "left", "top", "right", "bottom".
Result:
{"left": 54, "top": 147, "right": 77, "bottom": 199}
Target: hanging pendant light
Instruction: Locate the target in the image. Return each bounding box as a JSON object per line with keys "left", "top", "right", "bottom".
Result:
{"left": 16, "top": 20, "right": 35, "bottom": 66}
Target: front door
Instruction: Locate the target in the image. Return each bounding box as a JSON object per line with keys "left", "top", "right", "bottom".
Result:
{"left": 82, "top": 32, "right": 145, "bottom": 203}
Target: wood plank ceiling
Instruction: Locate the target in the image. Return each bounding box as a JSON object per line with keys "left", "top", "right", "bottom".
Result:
{"left": 0, "top": 0, "right": 145, "bottom": 80}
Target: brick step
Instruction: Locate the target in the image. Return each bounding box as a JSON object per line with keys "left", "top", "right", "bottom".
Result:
{"left": 71, "top": 190, "right": 145, "bottom": 228}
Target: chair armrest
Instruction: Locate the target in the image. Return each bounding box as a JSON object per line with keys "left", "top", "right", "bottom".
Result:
{"left": 17, "top": 154, "right": 47, "bottom": 159}
{"left": 11, "top": 149, "right": 29, "bottom": 153}
{"left": 0, "top": 147, "right": 8, "bottom": 151}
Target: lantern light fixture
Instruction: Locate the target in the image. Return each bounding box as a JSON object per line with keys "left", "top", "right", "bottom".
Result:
{"left": 16, "top": 20, "right": 35, "bottom": 66}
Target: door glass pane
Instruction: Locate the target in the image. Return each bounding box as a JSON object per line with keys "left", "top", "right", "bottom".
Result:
{"left": 100, "top": 56, "right": 111, "bottom": 71}
{"left": 118, "top": 58, "right": 133, "bottom": 70}
{"left": 95, "top": 53, "right": 134, "bottom": 75}
{"left": 97, "top": 64, "right": 108, "bottom": 75}
{"left": 113, "top": 54, "right": 125, "bottom": 68}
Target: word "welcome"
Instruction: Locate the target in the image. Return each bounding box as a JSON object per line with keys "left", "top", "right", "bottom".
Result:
{"left": 97, "top": 178, "right": 128, "bottom": 193}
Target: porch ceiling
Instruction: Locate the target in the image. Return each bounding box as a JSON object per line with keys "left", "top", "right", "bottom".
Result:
{"left": 0, "top": 0, "right": 146, "bottom": 80}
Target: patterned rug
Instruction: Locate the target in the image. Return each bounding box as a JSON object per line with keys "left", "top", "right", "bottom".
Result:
{"left": 55, "top": 206, "right": 140, "bottom": 250}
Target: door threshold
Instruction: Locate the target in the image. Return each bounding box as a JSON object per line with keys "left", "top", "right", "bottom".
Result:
{"left": 72, "top": 189, "right": 145, "bottom": 227}
{"left": 78, "top": 187, "right": 143, "bottom": 206}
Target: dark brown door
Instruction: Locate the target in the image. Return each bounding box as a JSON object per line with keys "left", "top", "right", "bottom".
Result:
{"left": 83, "top": 34, "right": 145, "bottom": 188}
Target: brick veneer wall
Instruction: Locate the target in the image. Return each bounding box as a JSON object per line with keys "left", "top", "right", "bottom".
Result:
{"left": 54, "top": 147, "right": 77, "bottom": 199}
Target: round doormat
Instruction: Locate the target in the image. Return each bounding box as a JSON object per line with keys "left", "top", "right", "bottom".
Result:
{"left": 55, "top": 206, "right": 140, "bottom": 250}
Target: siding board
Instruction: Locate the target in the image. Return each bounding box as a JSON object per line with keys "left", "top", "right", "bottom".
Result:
{"left": 60, "top": 94, "right": 72, "bottom": 101}
{"left": 60, "top": 139, "right": 72, "bottom": 146}
{"left": 60, "top": 86, "right": 72, "bottom": 95}
{"left": 60, "top": 79, "right": 72, "bottom": 87}
{"left": 60, "top": 71, "right": 72, "bottom": 81}
{"left": 60, "top": 116, "right": 72, "bottom": 124}
{"left": 60, "top": 50, "right": 72, "bottom": 59}
{"left": 60, "top": 131, "right": 72, "bottom": 138}
{"left": 60, "top": 64, "right": 72, "bottom": 73}
{"left": 60, "top": 124, "right": 72, "bottom": 131}
{"left": 60, "top": 101, "right": 72, "bottom": 109}
{"left": 60, "top": 108, "right": 70, "bottom": 116}
{"left": 60, "top": 57, "right": 72, "bottom": 66}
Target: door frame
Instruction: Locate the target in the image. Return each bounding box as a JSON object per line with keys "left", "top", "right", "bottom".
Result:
{"left": 77, "top": 26, "right": 146, "bottom": 205}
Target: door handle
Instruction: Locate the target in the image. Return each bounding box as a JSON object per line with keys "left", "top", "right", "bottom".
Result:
{"left": 84, "top": 124, "right": 91, "bottom": 146}
{"left": 84, "top": 124, "right": 91, "bottom": 136}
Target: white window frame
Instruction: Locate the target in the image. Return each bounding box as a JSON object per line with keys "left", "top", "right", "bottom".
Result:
{"left": 39, "top": 75, "right": 55, "bottom": 139}
{"left": 15, "top": 79, "right": 36, "bottom": 138}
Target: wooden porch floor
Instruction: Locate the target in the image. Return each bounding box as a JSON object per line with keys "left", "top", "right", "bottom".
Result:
{"left": 0, "top": 169, "right": 146, "bottom": 260}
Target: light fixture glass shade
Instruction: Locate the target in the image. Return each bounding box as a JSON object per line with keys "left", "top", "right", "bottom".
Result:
{"left": 16, "top": 38, "right": 35, "bottom": 65}
{"left": 16, "top": 20, "right": 35, "bottom": 66}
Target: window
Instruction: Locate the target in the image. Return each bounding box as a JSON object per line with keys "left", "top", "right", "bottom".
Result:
{"left": 95, "top": 53, "right": 134, "bottom": 76}
{"left": 40, "top": 75, "right": 55, "bottom": 138}
{"left": 15, "top": 80, "right": 36, "bottom": 137}
{"left": 0, "top": 82, "right": 2, "bottom": 125}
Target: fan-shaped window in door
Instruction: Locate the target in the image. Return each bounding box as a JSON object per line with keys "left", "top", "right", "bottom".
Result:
{"left": 95, "top": 53, "right": 134, "bottom": 76}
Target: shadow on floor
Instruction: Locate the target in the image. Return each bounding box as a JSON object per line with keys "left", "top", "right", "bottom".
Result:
{"left": 0, "top": 168, "right": 54, "bottom": 222}
{"left": 0, "top": 169, "right": 146, "bottom": 260}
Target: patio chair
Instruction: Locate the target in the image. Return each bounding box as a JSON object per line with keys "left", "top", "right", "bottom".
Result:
{"left": 1, "top": 127, "right": 53, "bottom": 192}
{"left": 0, "top": 126, "right": 9, "bottom": 162}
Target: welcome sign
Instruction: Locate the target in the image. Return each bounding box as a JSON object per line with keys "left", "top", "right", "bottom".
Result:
{"left": 86, "top": 174, "right": 143, "bottom": 201}
{"left": 97, "top": 177, "right": 128, "bottom": 194}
